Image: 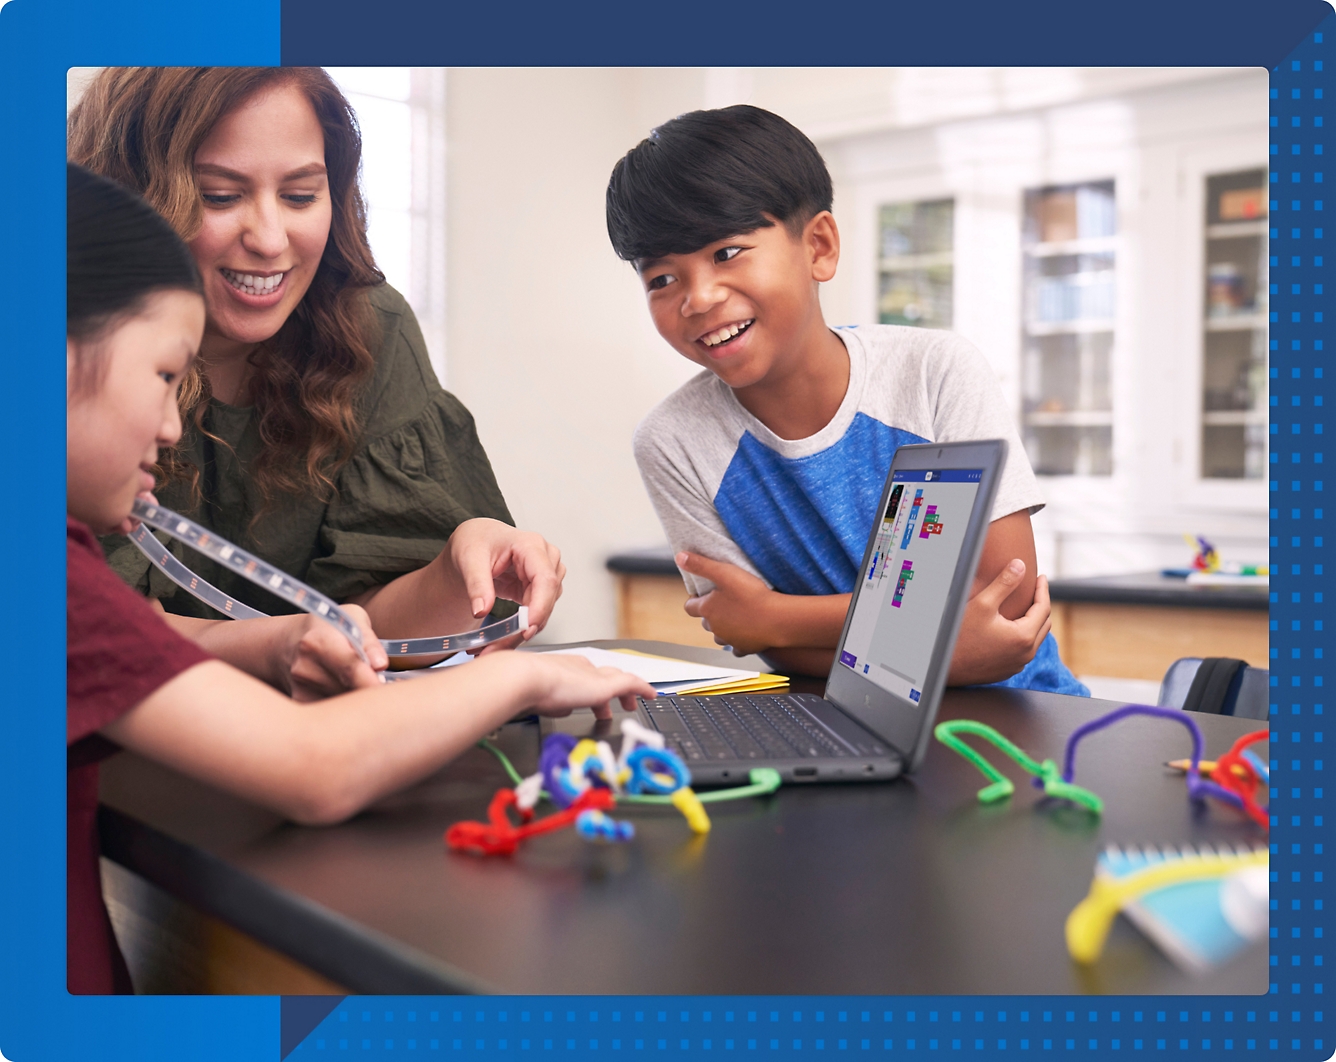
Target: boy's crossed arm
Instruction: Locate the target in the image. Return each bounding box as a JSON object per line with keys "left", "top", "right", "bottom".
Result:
{"left": 678, "top": 510, "right": 1051, "bottom": 684}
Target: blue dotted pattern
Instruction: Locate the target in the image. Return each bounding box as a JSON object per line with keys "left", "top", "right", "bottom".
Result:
{"left": 285, "top": 27, "right": 1332, "bottom": 1062}
{"left": 1265, "top": 19, "right": 1332, "bottom": 1059}
{"left": 286, "top": 1002, "right": 1326, "bottom": 1057}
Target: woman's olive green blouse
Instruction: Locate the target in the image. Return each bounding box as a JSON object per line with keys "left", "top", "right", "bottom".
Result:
{"left": 104, "top": 285, "right": 515, "bottom": 618}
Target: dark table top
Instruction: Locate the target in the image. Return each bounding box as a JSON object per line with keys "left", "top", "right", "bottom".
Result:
{"left": 607, "top": 550, "right": 1268, "bottom": 611}
{"left": 1046, "top": 572, "right": 1267, "bottom": 610}
{"left": 99, "top": 640, "right": 1269, "bottom": 996}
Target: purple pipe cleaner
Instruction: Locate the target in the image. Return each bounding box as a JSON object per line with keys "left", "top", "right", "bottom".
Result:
{"left": 538, "top": 733, "right": 579, "bottom": 808}
{"left": 1031, "top": 703, "right": 1244, "bottom": 809}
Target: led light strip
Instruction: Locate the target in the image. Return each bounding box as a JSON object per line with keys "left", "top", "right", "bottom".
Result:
{"left": 128, "top": 499, "right": 528, "bottom": 669}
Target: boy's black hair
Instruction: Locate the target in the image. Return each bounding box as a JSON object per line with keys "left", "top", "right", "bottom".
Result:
{"left": 606, "top": 105, "right": 833, "bottom": 263}
{"left": 67, "top": 162, "right": 201, "bottom": 343}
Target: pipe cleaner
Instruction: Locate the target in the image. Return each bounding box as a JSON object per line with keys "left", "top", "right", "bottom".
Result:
{"left": 1058, "top": 705, "right": 1255, "bottom": 823}
{"left": 447, "top": 720, "right": 727, "bottom": 857}
{"left": 1206, "top": 729, "right": 1270, "bottom": 830}
{"left": 935, "top": 705, "right": 1268, "bottom": 830}
{"left": 934, "top": 719, "right": 1103, "bottom": 812}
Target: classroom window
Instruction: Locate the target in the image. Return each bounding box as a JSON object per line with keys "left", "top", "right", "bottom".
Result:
{"left": 1020, "top": 180, "right": 1115, "bottom": 476}
{"left": 327, "top": 68, "right": 449, "bottom": 384}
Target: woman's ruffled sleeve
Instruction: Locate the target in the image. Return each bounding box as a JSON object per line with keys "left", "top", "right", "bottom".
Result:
{"left": 304, "top": 288, "right": 515, "bottom": 604}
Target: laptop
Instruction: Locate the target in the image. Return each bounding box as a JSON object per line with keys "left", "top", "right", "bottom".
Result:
{"left": 550, "top": 438, "right": 1006, "bottom": 785}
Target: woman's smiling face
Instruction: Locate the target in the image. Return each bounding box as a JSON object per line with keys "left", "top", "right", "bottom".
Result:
{"left": 189, "top": 82, "right": 333, "bottom": 349}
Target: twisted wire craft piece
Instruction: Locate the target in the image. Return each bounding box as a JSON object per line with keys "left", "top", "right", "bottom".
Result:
{"left": 934, "top": 719, "right": 1103, "bottom": 813}
{"left": 1058, "top": 704, "right": 1246, "bottom": 813}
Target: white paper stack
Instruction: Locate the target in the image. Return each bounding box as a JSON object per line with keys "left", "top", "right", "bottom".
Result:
{"left": 538, "top": 646, "right": 788, "bottom": 696}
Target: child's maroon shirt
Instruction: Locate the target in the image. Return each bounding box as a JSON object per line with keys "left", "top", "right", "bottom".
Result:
{"left": 66, "top": 516, "right": 212, "bottom": 993}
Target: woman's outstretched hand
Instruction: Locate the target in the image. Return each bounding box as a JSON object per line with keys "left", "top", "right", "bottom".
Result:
{"left": 446, "top": 518, "right": 566, "bottom": 640}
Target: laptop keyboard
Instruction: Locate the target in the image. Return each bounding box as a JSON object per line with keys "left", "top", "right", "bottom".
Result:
{"left": 641, "top": 694, "right": 856, "bottom": 762}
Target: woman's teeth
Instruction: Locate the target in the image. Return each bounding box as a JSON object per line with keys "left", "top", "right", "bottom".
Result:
{"left": 221, "top": 268, "right": 284, "bottom": 296}
{"left": 701, "top": 319, "right": 754, "bottom": 348}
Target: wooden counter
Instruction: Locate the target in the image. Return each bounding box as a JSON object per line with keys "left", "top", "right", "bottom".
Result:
{"left": 608, "top": 552, "right": 1271, "bottom": 681}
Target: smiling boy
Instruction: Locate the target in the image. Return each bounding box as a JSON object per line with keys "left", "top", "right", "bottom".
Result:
{"left": 607, "top": 105, "right": 1086, "bottom": 693}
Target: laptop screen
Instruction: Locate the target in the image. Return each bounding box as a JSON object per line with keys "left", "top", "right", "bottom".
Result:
{"left": 835, "top": 467, "right": 984, "bottom": 704}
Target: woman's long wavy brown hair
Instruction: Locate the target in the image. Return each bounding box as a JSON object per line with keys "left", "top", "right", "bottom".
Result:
{"left": 68, "top": 67, "right": 383, "bottom": 509}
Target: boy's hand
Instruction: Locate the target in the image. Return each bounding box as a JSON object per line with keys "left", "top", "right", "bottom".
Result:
{"left": 946, "top": 560, "right": 1051, "bottom": 686}
{"left": 281, "top": 604, "right": 389, "bottom": 702}
{"left": 678, "top": 552, "right": 777, "bottom": 656}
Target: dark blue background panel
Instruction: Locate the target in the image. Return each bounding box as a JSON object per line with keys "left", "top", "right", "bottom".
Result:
{"left": 281, "top": 0, "right": 1328, "bottom": 68}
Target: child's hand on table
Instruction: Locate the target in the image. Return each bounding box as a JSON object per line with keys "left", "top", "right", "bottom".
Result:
{"left": 946, "top": 559, "right": 1052, "bottom": 686}
{"left": 516, "top": 653, "right": 657, "bottom": 720}
{"left": 280, "top": 603, "right": 389, "bottom": 702}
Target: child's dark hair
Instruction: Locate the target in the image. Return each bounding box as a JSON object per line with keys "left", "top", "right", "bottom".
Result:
{"left": 606, "top": 105, "right": 833, "bottom": 263}
{"left": 67, "top": 162, "right": 201, "bottom": 389}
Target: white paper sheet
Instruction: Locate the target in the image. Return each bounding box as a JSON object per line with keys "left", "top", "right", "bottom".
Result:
{"left": 537, "top": 645, "right": 758, "bottom": 687}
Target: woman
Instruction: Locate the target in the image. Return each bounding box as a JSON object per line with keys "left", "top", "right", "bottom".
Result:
{"left": 65, "top": 162, "right": 653, "bottom": 992}
{"left": 68, "top": 68, "right": 555, "bottom": 689}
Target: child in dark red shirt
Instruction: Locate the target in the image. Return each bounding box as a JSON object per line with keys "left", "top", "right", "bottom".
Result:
{"left": 64, "top": 165, "right": 654, "bottom": 992}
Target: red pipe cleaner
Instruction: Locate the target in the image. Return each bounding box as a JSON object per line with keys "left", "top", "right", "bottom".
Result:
{"left": 1209, "top": 729, "right": 1270, "bottom": 831}
{"left": 445, "top": 786, "right": 617, "bottom": 856}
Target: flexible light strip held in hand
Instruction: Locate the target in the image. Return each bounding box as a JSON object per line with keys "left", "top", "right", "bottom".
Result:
{"left": 129, "top": 499, "right": 528, "bottom": 664}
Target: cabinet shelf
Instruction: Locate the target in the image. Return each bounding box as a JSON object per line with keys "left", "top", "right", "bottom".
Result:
{"left": 1206, "top": 220, "right": 1268, "bottom": 240}
{"left": 1024, "top": 235, "right": 1118, "bottom": 257}
{"left": 1202, "top": 410, "right": 1267, "bottom": 426}
{"left": 1024, "top": 410, "right": 1114, "bottom": 427}
{"left": 878, "top": 251, "right": 954, "bottom": 271}
{"left": 1024, "top": 318, "right": 1116, "bottom": 336}
{"left": 1204, "top": 313, "right": 1267, "bottom": 332}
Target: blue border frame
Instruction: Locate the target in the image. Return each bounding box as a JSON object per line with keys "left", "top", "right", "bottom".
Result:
{"left": 0, "top": 1, "right": 1327, "bottom": 1059}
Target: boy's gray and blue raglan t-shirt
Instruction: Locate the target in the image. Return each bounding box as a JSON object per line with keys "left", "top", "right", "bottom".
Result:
{"left": 633, "top": 323, "right": 1088, "bottom": 696}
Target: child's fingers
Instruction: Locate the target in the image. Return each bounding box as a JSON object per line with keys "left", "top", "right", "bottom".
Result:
{"left": 452, "top": 540, "right": 499, "bottom": 620}
{"left": 518, "top": 568, "right": 563, "bottom": 632}
{"left": 340, "top": 603, "right": 388, "bottom": 670}
{"left": 676, "top": 551, "right": 732, "bottom": 586}
{"left": 974, "top": 558, "right": 1027, "bottom": 612}
{"left": 1031, "top": 574, "right": 1051, "bottom": 610}
{"left": 297, "top": 621, "right": 384, "bottom": 695}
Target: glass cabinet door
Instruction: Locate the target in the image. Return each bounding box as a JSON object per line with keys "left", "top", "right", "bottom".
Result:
{"left": 1201, "top": 168, "right": 1268, "bottom": 479}
{"left": 1020, "top": 180, "right": 1117, "bottom": 476}
{"left": 877, "top": 199, "right": 954, "bottom": 328}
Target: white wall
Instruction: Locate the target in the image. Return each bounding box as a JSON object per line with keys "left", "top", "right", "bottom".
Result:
{"left": 444, "top": 69, "right": 706, "bottom": 644}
